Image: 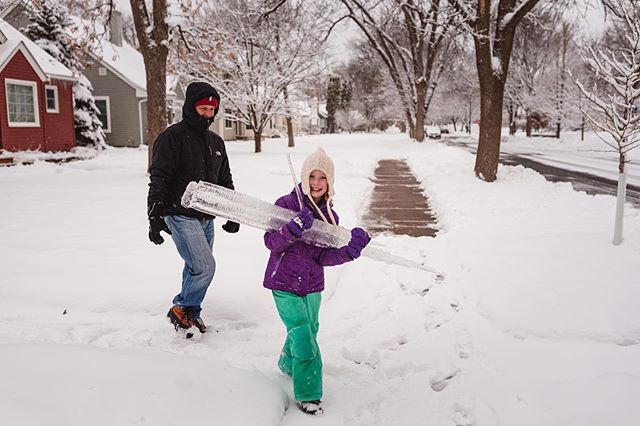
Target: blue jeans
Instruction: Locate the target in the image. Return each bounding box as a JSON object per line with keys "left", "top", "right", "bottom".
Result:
{"left": 164, "top": 215, "right": 216, "bottom": 319}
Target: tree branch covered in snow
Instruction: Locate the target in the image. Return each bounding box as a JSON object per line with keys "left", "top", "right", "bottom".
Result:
{"left": 340, "top": 0, "right": 461, "bottom": 141}
{"left": 569, "top": 2, "right": 640, "bottom": 173}
{"left": 175, "top": 0, "right": 331, "bottom": 152}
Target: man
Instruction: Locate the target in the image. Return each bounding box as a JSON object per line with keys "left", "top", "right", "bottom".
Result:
{"left": 147, "top": 81, "right": 240, "bottom": 337}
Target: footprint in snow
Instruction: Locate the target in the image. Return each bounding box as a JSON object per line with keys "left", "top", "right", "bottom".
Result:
{"left": 430, "top": 371, "right": 457, "bottom": 392}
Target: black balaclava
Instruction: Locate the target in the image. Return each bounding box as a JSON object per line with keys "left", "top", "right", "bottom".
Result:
{"left": 182, "top": 82, "right": 221, "bottom": 132}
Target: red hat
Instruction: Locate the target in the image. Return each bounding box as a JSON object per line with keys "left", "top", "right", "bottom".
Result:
{"left": 194, "top": 96, "right": 219, "bottom": 109}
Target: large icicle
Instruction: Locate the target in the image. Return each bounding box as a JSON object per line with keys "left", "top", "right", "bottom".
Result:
{"left": 182, "top": 181, "right": 441, "bottom": 275}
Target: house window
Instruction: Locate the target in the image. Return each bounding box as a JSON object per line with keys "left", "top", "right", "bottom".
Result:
{"left": 45, "top": 85, "right": 59, "bottom": 113}
{"left": 93, "top": 96, "right": 111, "bottom": 133}
{"left": 98, "top": 67, "right": 107, "bottom": 76}
{"left": 5, "top": 79, "right": 39, "bottom": 127}
{"left": 224, "top": 108, "right": 233, "bottom": 129}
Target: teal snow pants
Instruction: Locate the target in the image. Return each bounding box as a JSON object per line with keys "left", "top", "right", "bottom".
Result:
{"left": 272, "top": 290, "right": 322, "bottom": 402}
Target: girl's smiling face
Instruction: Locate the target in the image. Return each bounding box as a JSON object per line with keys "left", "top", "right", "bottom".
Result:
{"left": 309, "top": 170, "right": 328, "bottom": 202}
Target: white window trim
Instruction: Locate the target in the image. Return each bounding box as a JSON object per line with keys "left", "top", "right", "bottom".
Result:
{"left": 93, "top": 96, "right": 111, "bottom": 133}
{"left": 5, "top": 78, "right": 40, "bottom": 127}
{"left": 44, "top": 85, "right": 59, "bottom": 113}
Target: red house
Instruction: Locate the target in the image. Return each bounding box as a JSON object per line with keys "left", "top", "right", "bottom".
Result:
{"left": 0, "top": 18, "right": 76, "bottom": 152}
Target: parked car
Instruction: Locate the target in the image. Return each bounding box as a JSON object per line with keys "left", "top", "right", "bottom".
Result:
{"left": 425, "top": 126, "right": 442, "bottom": 139}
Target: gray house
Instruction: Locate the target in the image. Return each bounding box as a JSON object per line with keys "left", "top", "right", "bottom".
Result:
{"left": 82, "top": 13, "right": 145, "bottom": 147}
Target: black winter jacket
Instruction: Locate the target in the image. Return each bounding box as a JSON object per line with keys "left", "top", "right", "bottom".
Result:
{"left": 147, "top": 82, "right": 234, "bottom": 219}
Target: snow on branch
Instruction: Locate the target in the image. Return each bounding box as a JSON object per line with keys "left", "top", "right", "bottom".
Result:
{"left": 569, "top": 5, "right": 640, "bottom": 172}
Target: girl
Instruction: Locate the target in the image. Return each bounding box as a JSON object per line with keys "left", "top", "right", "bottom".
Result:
{"left": 262, "top": 147, "right": 370, "bottom": 415}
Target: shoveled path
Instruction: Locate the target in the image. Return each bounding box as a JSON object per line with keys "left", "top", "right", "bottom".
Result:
{"left": 362, "top": 159, "right": 438, "bottom": 237}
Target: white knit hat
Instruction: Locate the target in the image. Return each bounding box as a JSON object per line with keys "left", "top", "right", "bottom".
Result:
{"left": 301, "top": 147, "right": 335, "bottom": 199}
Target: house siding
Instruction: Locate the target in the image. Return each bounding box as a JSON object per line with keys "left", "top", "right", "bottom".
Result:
{"left": 0, "top": 50, "right": 74, "bottom": 151}
{"left": 83, "top": 62, "right": 144, "bottom": 147}
{"left": 43, "top": 79, "right": 75, "bottom": 151}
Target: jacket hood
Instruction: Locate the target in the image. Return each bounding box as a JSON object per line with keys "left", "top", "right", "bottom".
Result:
{"left": 182, "top": 82, "right": 221, "bottom": 131}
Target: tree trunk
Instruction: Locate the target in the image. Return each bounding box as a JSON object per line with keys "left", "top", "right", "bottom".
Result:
{"left": 555, "top": 22, "right": 568, "bottom": 140}
{"left": 254, "top": 130, "right": 262, "bottom": 153}
{"left": 130, "top": 0, "right": 169, "bottom": 171}
{"left": 471, "top": 0, "right": 541, "bottom": 182}
{"left": 508, "top": 103, "right": 516, "bottom": 135}
{"left": 468, "top": 98, "right": 472, "bottom": 134}
{"left": 525, "top": 113, "right": 532, "bottom": 137}
{"left": 286, "top": 117, "right": 294, "bottom": 147}
{"left": 283, "top": 85, "right": 295, "bottom": 147}
{"left": 144, "top": 54, "right": 168, "bottom": 169}
{"left": 415, "top": 81, "right": 427, "bottom": 142}
{"left": 475, "top": 79, "right": 505, "bottom": 182}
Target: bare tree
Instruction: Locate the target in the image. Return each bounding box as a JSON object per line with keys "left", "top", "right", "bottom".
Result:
{"left": 507, "top": 12, "right": 559, "bottom": 137}
{"left": 569, "top": 1, "right": 640, "bottom": 245}
{"left": 430, "top": 51, "right": 479, "bottom": 132}
{"left": 341, "top": 40, "right": 392, "bottom": 131}
{"left": 178, "top": 0, "right": 329, "bottom": 153}
{"left": 550, "top": 19, "right": 575, "bottom": 138}
{"left": 449, "top": 0, "right": 561, "bottom": 181}
{"left": 339, "top": 0, "right": 459, "bottom": 142}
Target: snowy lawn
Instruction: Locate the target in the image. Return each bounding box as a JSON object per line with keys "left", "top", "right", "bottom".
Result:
{"left": 1, "top": 133, "right": 639, "bottom": 425}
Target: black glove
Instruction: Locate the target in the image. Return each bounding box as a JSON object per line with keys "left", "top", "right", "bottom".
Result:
{"left": 222, "top": 220, "right": 240, "bottom": 233}
{"left": 148, "top": 202, "right": 171, "bottom": 245}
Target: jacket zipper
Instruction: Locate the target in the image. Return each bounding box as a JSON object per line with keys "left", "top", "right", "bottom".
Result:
{"left": 271, "top": 252, "right": 285, "bottom": 278}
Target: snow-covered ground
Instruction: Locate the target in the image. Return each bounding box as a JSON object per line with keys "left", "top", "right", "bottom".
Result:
{"left": 1, "top": 133, "right": 639, "bottom": 425}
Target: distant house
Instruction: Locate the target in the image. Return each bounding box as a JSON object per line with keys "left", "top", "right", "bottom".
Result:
{"left": 222, "top": 99, "right": 323, "bottom": 142}
{"left": 317, "top": 103, "right": 328, "bottom": 134}
{"left": 0, "top": 18, "right": 76, "bottom": 152}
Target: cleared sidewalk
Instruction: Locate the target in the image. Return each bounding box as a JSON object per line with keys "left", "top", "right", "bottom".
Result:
{"left": 362, "top": 159, "right": 438, "bottom": 237}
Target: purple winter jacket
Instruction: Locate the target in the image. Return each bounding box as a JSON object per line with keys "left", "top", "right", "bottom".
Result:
{"left": 263, "top": 186, "right": 354, "bottom": 296}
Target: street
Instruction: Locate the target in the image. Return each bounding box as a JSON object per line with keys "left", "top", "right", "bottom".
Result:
{"left": 442, "top": 135, "right": 640, "bottom": 208}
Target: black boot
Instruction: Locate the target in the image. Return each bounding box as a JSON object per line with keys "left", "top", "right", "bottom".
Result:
{"left": 192, "top": 317, "right": 207, "bottom": 333}
{"left": 296, "top": 400, "right": 323, "bottom": 415}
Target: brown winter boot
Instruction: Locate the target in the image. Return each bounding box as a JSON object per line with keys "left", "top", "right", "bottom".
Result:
{"left": 167, "top": 305, "right": 193, "bottom": 331}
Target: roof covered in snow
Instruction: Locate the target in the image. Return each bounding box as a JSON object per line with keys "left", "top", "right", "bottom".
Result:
{"left": 91, "top": 36, "right": 147, "bottom": 97}
{"left": 0, "top": 18, "right": 75, "bottom": 81}
{"left": 71, "top": 18, "right": 180, "bottom": 99}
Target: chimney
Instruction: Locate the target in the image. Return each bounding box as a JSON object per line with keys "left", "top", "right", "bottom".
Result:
{"left": 110, "top": 10, "right": 123, "bottom": 47}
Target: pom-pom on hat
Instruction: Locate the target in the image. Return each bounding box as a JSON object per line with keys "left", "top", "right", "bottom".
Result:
{"left": 301, "top": 147, "right": 335, "bottom": 199}
{"left": 194, "top": 96, "right": 219, "bottom": 109}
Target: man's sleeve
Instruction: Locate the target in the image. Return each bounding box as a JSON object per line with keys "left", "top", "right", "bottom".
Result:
{"left": 147, "top": 132, "right": 177, "bottom": 212}
{"left": 218, "top": 140, "right": 234, "bottom": 190}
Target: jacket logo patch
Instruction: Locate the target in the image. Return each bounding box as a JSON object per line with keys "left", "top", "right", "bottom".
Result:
{"left": 215, "top": 151, "right": 222, "bottom": 156}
